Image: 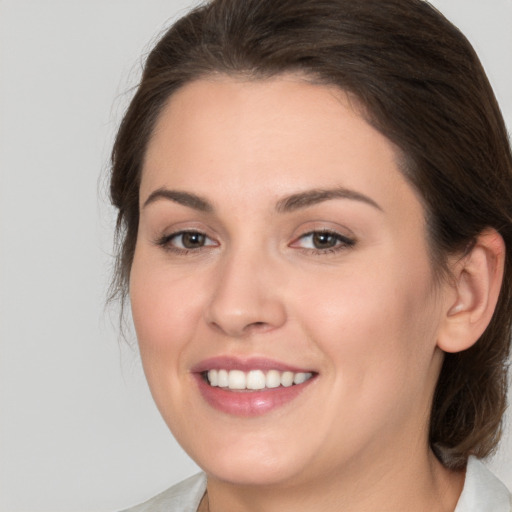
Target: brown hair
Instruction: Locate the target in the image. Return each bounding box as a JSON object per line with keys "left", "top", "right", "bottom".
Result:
{"left": 110, "top": 0, "right": 512, "bottom": 469}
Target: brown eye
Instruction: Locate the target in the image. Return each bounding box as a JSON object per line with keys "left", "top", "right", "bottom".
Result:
{"left": 181, "top": 232, "right": 206, "bottom": 249}
{"left": 312, "top": 232, "right": 339, "bottom": 249}
{"left": 291, "top": 230, "right": 356, "bottom": 253}
{"left": 156, "top": 230, "right": 218, "bottom": 252}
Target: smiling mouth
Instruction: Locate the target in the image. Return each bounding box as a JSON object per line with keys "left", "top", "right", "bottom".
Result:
{"left": 194, "top": 361, "right": 317, "bottom": 415}
{"left": 203, "top": 369, "right": 315, "bottom": 391}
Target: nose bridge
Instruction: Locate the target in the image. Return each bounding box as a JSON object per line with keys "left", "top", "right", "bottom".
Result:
{"left": 205, "top": 242, "right": 286, "bottom": 337}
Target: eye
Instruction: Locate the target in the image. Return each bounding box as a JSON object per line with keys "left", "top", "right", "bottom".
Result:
{"left": 156, "top": 230, "right": 218, "bottom": 252}
{"left": 291, "top": 230, "right": 355, "bottom": 252}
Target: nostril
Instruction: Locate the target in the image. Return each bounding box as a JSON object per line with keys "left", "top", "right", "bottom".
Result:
{"left": 244, "top": 321, "right": 271, "bottom": 333}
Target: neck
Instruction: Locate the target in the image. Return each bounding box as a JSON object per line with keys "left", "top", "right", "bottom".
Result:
{"left": 204, "top": 448, "right": 464, "bottom": 512}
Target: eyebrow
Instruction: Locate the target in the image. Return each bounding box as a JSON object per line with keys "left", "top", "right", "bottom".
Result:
{"left": 275, "top": 187, "right": 383, "bottom": 213}
{"left": 142, "top": 186, "right": 382, "bottom": 213}
{"left": 143, "top": 188, "right": 213, "bottom": 212}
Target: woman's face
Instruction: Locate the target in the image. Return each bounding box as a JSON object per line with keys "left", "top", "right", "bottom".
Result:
{"left": 130, "top": 75, "right": 452, "bottom": 487}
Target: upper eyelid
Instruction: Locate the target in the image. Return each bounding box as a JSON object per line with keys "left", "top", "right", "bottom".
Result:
{"left": 300, "top": 229, "right": 351, "bottom": 238}
{"left": 155, "top": 225, "right": 216, "bottom": 240}
{"left": 154, "top": 229, "right": 202, "bottom": 244}
{"left": 159, "top": 229, "right": 216, "bottom": 242}
{"left": 292, "top": 230, "right": 355, "bottom": 245}
{"left": 292, "top": 225, "right": 356, "bottom": 241}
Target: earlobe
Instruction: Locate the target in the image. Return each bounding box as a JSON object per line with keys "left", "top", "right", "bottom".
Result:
{"left": 437, "top": 229, "right": 505, "bottom": 354}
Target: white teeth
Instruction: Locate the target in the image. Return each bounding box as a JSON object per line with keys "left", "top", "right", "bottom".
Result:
{"left": 266, "top": 370, "right": 281, "bottom": 388}
{"left": 206, "top": 369, "right": 313, "bottom": 390}
{"left": 281, "top": 371, "right": 294, "bottom": 387}
{"left": 208, "top": 369, "right": 218, "bottom": 386}
{"left": 247, "top": 370, "right": 266, "bottom": 390}
{"left": 217, "top": 369, "right": 229, "bottom": 388}
{"left": 293, "top": 372, "right": 309, "bottom": 385}
{"left": 228, "top": 370, "right": 246, "bottom": 390}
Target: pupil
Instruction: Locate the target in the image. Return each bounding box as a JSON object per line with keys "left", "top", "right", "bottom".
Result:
{"left": 313, "top": 232, "right": 336, "bottom": 249}
{"left": 183, "top": 232, "right": 205, "bottom": 248}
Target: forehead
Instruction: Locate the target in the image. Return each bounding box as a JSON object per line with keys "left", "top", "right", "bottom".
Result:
{"left": 141, "top": 74, "right": 421, "bottom": 221}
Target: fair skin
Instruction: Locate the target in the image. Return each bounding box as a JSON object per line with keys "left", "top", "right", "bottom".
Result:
{"left": 130, "top": 75, "right": 504, "bottom": 512}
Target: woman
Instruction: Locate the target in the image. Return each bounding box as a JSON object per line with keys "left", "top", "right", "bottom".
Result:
{"left": 110, "top": 0, "right": 512, "bottom": 510}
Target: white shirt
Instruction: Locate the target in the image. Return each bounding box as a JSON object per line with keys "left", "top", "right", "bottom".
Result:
{"left": 454, "top": 456, "right": 511, "bottom": 511}
{"left": 121, "top": 457, "right": 511, "bottom": 512}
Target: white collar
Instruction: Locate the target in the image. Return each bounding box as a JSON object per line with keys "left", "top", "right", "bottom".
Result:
{"left": 454, "top": 456, "right": 511, "bottom": 512}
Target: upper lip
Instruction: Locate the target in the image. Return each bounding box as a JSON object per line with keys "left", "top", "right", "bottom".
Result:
{"left": 191, "top": 356, "right": 315, "bottom": 374}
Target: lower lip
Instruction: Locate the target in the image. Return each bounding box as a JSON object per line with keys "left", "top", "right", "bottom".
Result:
{"left": 194, "top": 374, "right": 315, "bottom": 417}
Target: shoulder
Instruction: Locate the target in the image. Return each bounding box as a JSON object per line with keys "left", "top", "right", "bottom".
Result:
{"left": 455, "top": 456, "right": 511, "bottom": 512}
{"left": 119, "top": 473, "right": 207, "bottom": 512}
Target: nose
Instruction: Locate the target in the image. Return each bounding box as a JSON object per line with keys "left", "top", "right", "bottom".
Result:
{"left": 204, "top": 249, "right": 287, "bottom": 338}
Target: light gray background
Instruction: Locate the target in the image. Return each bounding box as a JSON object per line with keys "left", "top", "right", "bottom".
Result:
{"left": 0, "top": 1, "right": 511, "bottom": 511}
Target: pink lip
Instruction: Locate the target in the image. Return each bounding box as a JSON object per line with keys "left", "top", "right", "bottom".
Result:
{"left": 191, "top": 356, "right": 312, "bottom": 373}
{"left": 191, "top": 356, "right": 317, "bottom": 417}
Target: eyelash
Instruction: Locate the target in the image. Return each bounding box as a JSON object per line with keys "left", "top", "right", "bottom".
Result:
{"left": 154, "top": 229, "right": 356, "bottom": 255}
{"left": 154, "top": 230, "right": 218, "bottom": 255}
{"left": 292, "top": 230, "right": 356, "bottom": 255}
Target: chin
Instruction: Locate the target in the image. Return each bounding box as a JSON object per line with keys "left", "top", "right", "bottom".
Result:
{"left": 177, "top": 426, "right": 314, "bottom": 487}
{"left": 202, "top": 456, "right": 304, "bottom": 487}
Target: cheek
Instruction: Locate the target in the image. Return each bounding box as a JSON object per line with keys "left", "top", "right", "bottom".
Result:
{"left": 129, "top": 250, "right": 206, "bottom": 374}
{"left": 290, "top": 259, "right": 441, "bottom": 451}
{"left": 294, "top": 251, "right": 440, "bottom": 393}
{"left": 129, "top": 252, "right": 212, "bottom": 431}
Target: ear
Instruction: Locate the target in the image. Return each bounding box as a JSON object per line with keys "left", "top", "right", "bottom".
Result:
{"left": 437, "top": 229, "right": 505, "bottom": 353}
